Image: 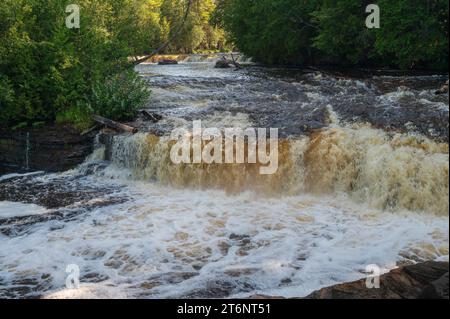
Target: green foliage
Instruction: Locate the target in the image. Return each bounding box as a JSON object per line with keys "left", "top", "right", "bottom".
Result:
{"left": 222, "top": 0, "right": 322, "bottom": 65}
{"left": 160, "top": 0, "right": 229, "bottom": 53}
{"left": 86, "top": 71, "right": 150, "bottom": 121}
{"left": 0, "top": 0, "right": 156, "bottom": 129}
{"left": 312, "top": 0, "right": 377, "bottom": 66}
{"left": 374, "top": 0, "right": 449, "bottom": 70}
{"left": 220, "top": 0, "right": 449, "bottom": 70}
{"left": 55, "top": 71, "right": 150, "bottom": 131}
{"left": 56, "top": 103, "right": 94, "bottom": 132}
{"left": 0, "top": 0, "right": 228, "bottom": 129}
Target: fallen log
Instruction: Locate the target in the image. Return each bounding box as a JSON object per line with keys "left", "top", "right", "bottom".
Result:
{"left": 92, "top": 115, "right": 138, "bottom": 134}
{"left": 215, "top": 55, "right": 242, "bottom": 69}
{"left": 215, "top": 58, "right": 231, "bottom": 69}
{"left": 80, "top": 125, "right": 100, "bottom": 136}
{"left": 230, "top": 53, "right": 242, "bottom": 69}
{"left": 140, "top": 110, "right": 163, "bottom": 123}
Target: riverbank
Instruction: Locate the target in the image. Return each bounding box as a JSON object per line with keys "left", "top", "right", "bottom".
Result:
{"left": 0, "top": 124, "right": 96, "bottom": 175}
{"left": 250, "top": 261, "right": 449, "bottom": 299}
{"left": 305, "top": 261, "right": 449, "bottom": 299}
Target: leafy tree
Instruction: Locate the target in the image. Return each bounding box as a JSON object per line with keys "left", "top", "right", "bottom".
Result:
{"left": 220, "top": 0, "right": 449, "bottom": 70}
{"left": 222, "top": 0, "right": 322, "bottom": 65}
{"left": 159, "top": 0, "right": 228, "bottom": 53}
{"left": 0, "top": 0, "right": 151, "bottom": 129}
{"left": 312, "top": 0, "right": 378, "bottom": 66}
{"left": 374, "top": 0, "right": 449, "bottom": 70}
{"left": 0, "top": 0, "right": 228, "bottom": 129}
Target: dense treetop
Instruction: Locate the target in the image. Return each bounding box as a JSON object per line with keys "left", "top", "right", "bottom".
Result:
{"left": 219, "top": 0, "right": 449, "bottom": 69}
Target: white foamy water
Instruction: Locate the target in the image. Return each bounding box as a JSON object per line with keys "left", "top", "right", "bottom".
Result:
{"left": 0, "top": 175, "right": 447, "bottom": 299}
{"left": 0, "top": 201, "right": 49, "bottom": 219}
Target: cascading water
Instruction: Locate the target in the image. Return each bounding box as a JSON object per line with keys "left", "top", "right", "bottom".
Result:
{"left": 105, "top": 125, "right": 448, "bottom": 215}
{"left": 0, "top": 58, "right": 448, "bottom": 299}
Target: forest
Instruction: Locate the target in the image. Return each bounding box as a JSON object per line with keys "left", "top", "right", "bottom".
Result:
{"left": 0, "top": 0, "right": 448, "bottom": 130}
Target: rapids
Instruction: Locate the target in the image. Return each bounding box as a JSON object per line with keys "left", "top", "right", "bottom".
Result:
{"left": 0, "top": 56, "right": 448, "bottom": 298}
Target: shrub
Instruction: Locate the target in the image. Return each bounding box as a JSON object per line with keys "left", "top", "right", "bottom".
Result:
{"left": 56, "top": 71, "right": 150, "bottom": 130}
{"left": 86, "top": 71, "right": 150, "bottom": 121}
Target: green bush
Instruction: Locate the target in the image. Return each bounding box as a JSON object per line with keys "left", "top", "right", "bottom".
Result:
{"left": 56, "top": 71, "right": 150, "bottom": 131}
{"left": 87, "top": 71, "right": 150, "bottom": 121}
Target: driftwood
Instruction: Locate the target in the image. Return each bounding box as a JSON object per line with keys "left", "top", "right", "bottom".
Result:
{"left": 215, "top": 55, "right": 242, "bottom": 69}
{"left": 93, "top": 115, "right": 138, "bottom": 134}
{"left": 80, "top": 125, "right": 100, "bottom": 136}
{"left": 140, "top": 110, "right": 163, "bottom": 123}
{"left": 230, "top": 53, "right": 242, "bottom": 69}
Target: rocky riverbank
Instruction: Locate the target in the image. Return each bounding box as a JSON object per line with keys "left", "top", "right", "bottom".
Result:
{"left": 0, "top": 124, "right": 95, "bottom": 175}
{"left": 306, "top": 261, "right": 449, "bottom": 299}
{"left": 251, "top": 261, "right": 449, "bottom": 299}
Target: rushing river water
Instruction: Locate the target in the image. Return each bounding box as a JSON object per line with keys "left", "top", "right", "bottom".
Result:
{"left": 0, "top": 57, "right": 449, "bottom": 298}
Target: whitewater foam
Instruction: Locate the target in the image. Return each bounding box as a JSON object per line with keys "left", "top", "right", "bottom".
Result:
{"left": 0, "top": 202, "right": 49, "bottom": 219}
{"left": 1, "top": 181, "right": 447, "bottom": 299}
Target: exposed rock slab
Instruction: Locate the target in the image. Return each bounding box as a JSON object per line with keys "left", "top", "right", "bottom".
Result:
{"left": 305, "top": 261, "right": 449, "bottom": 299}
{"left": 0, "top": 124, "right": 95, "bottom": 174}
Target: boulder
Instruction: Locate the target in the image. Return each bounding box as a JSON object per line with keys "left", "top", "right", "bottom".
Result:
{"left": 158, "top": 59, "right": 178, "bottom": 65}
{"left": 435, "top": 80, "right": 449, "bottom": 95}
{"left": 0, "top": 124, "right": 95, "bottom": 174}
{"left": 215, "top": 59, "right": 231, "bottom": 69}
{"left": 305, "top": 261, "right": 449, "bottom": 299}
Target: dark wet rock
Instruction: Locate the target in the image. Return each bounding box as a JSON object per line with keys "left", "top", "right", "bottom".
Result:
{"left": 0, "top": 124, "right": 95, "bottom": 175}
{"left": 184, "top": 279, "right": 254, "bottom": 298}
{"left": 134, "top": 272, "right": 199, "bottom": 296}
{"left": 158, "top": 59, "right": 178, "bottom": 65}
{"left": 0, "top": 173, "right": 121, "bottom": 209}
{"left": 305, "top": 261, "right": 449, "bottom": 299}
{"left": 0, "top": 197, "right": 126, "bottom": 237}
{"left": 435, "top": 80, "right": 449, "bottom": 95}
{"left": 418, "top": 272, "right": 449, "bottom": 299}
{"left": 228, "top": 233, "right": 255, "bottom": 256}
{"left": 229, "top": 233, "right": 250, "bottom": 241}
{"left": 138, "top": 65, "right": 448, "bottom": 141}
{"left": 248, "top": 294, "right": 285, "bottom": 299}
{"left": 215, "top": 59, "right": 231, "bottom": 69}
{"left": 0, "top": 274, "right": 54, "bottom": 299}
{"left": 224, "top": 268, "right": 259, "bottom": 277}
{"left": 80, "top": 273, "right": 109, "bottom": 283}
{"left": 218, "top": 240, "right": 231, "bottom": 255}
{"left": 0, "top": 171, "right": 126, "bottom": 237}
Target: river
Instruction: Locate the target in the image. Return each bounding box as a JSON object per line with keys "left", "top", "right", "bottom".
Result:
{"left": 0, "top": 56, "right": 448, "bottom": 298}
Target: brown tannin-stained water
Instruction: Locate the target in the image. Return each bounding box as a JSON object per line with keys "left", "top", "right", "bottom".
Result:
{"left": 0, "top": 56, "right": 448, "bottom": 298}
